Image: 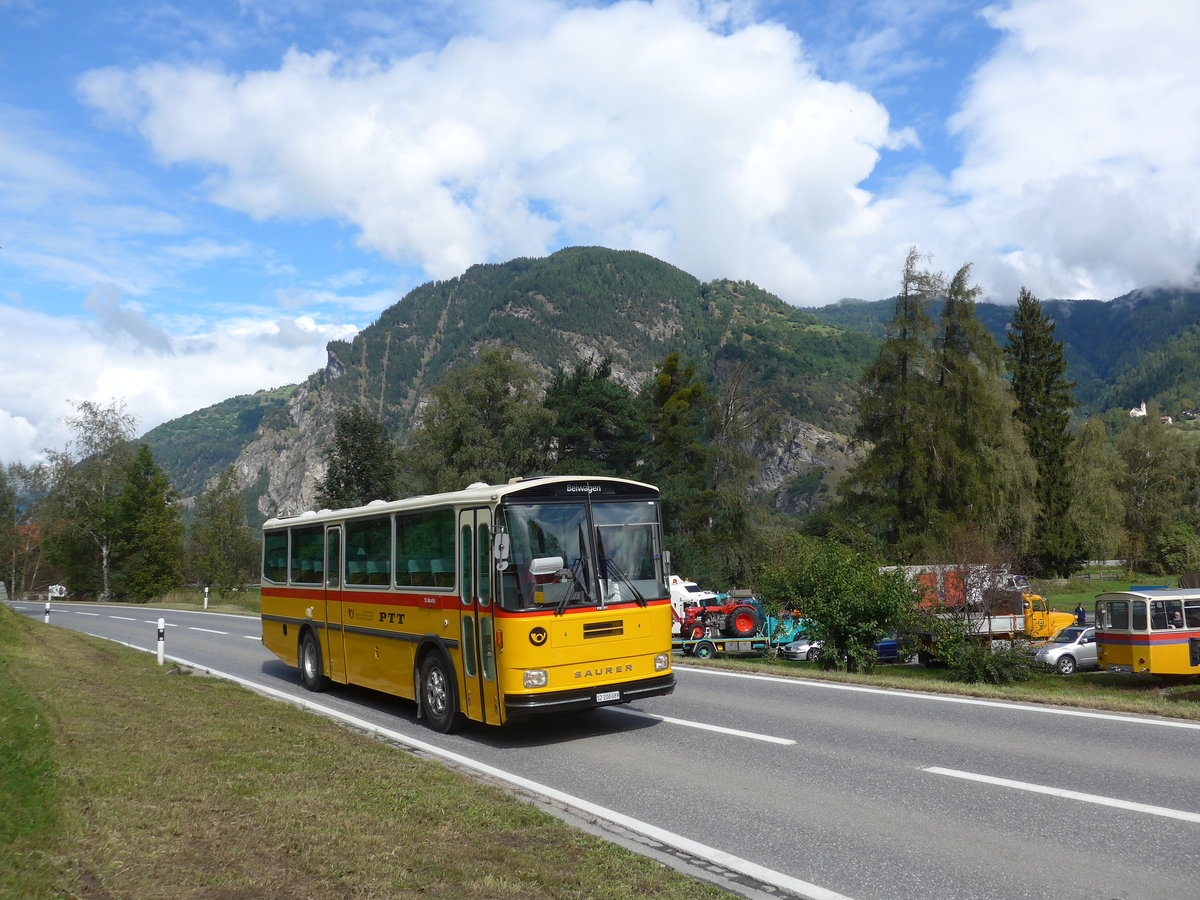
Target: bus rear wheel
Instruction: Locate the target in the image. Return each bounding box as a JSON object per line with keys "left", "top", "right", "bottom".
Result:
{"left": 298, "top": 631, "right": 330, "bottom": 692}
{"left": 420, "top": 654, "right": 464, "bottom": 734}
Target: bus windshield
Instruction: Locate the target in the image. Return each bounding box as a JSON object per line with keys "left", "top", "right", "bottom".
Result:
{"left": 498, "top": 499, "right": 666, "bottom": 611}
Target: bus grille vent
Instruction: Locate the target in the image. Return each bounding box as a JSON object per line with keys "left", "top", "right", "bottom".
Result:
{"left": 584, "top": 620, "right": 624, "bottom": 638}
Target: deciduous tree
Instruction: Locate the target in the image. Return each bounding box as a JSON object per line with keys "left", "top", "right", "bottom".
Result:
{"left": 44, "top": 400, "right": 137, "bottom": 600}
{"left": 187, "top": 465, "right": 259, "bottom": 596}
{"left": 398, "top": 348, "right": 554, "bottom": 494}
{"left": 753, "top": 533, "right": 916, "bottom": 673}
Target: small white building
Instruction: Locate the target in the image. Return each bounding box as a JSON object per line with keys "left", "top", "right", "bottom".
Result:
{"left": 1129, "top": 400, "right": 1147, "bottom": 418}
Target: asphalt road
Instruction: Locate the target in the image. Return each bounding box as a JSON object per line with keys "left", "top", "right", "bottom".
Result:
{"left": 10, "top": 601, "right": 1200, "bottom": 900}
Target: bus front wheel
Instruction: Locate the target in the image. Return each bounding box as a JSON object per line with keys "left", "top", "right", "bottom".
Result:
{"left": 420, "top": 654, "right": 464, "bottom": 733}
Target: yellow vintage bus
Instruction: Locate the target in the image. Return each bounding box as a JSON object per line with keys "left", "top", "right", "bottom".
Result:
{"left": 1094, "top": 589, "right": 1200, "bottom": 676}
{"left": 261, "top": 475, "right": 675, "bottom": 731}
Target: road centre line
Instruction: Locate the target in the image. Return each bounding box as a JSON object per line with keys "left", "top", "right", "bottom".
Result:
{"left": 74, "top": 611, "right": 100, "bottom": 616}
{"left": 612, "top": 707, "right": 795, "bottom": 745}
{"left": 677, "top": 665, "right": 1200, "bottom": 731}
{"left": 110, "top": 615, "right": 136, "bottom": 621}
{"left": 189, "top": 627, "right": 228, "bottom": 635}
{"left": 925, "top": 767, "right": 1200, "bottom": 824}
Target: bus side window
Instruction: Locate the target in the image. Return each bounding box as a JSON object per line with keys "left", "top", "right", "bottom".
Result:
{"left": 1105, "top": 600, "right": 1130, "bottom": 630}
{"left": 1186, "top": 600, "right": 1200, "bottom": 628}
{"left": 1150, "top": 601, "right": 1168, "bottom": 630}
{"left": 1131, "top": 600, "right": 1146, "bottom": 631}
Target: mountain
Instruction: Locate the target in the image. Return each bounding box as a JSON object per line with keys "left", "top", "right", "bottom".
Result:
{"left": 145, "top": 247, "right": 877, "bottom": 521}
{"left": 806, "top": 285, "right": 1200, "bottom": 415}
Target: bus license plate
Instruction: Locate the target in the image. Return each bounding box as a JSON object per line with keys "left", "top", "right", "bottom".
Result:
{"left": 595, "top": 690, "right": 620, "bottom": 703}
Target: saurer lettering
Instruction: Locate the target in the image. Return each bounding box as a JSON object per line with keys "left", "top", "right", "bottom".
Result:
{"left": 574, "top": 664, "right": 633, "bottom": 679}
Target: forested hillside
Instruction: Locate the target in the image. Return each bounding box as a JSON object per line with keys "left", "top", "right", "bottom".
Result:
{"left": 142, "top": 386, "right": 295, "bottom": 500}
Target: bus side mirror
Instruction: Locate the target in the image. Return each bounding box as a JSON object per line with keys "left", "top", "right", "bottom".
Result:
{"left": 662, "top": 550, "right": 671, "bottom": 578}
{"left": 493, "top": 529, "right": 511, "bottom": 571}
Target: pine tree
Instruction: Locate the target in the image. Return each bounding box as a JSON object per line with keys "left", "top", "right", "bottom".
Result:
{"left": 110, "top": 444, "right": 183, "bottom": 602}
{"left": 642, "top": 352, "right": 710, "bottom": 537}
{"left": 1004, "top": 288, "right": 1083, "bottom": 575}
{"left": 840, "top": 248, "right": 940, "bottom": 551}
{"left": 928, "top": 265, "right": 1036, "bottom": 557}
{"left": 544, "top": 356, "right": 643, "bottom": 476}
{"left": 315, "top": 404, "right": 402, "bottom": 509}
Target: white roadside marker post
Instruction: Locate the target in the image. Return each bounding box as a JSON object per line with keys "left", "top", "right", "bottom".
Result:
{"left": 204, "top": 586, "right": 209, "bottom": 610}
{"left": 44, "top": 599, "right": 50, "bottom": 623}
{"left": 157, "top": 618, "right": 166, "bottom": 666}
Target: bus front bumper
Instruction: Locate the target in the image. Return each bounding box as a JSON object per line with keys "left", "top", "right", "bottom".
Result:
{"left": 504, "top": 673, "right": 675, "bottom": 718}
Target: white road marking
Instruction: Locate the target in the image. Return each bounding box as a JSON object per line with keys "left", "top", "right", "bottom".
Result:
{"left": 244, "top": 634, "right": 261, "bottom": 640}
{"left": 110, "top": 616, "right": 136, "bottom": 621}
{"left": 612, "top": 707, "right": 795, "bottom": 745}
{"left": 189, "top": 627, "right": 228, "bottom": 635}
{"left": 74, "top": 611, "right": 100, "bottom": 616}
{"left": 677, "top": 665, "right": 1200, "bottom": 730}
{"left": 925, "top": 766, "right": 1200, "bottom": 824}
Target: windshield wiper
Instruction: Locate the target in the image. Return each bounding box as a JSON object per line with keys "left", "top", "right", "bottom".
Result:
{"left": 594, "top": 526, "right": 647, "bottom": 607}
{"left": 554, "top": 556, "right": 589, "bottom": 616}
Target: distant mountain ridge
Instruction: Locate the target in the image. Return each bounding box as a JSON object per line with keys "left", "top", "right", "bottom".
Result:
{"left": 806, "top": 285, "right": 1200, "bottom": 414}
{"left": 144, "top": 247, "right": 877, "bottom": 520}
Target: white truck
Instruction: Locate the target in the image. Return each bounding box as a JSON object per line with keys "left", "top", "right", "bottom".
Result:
{"left": 668, "top": 574, "right": 720, "bottom": 636}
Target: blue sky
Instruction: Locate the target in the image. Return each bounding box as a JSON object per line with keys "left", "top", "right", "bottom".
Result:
{"left": 2, "top": 0, "right": 1198, "bottom": 464}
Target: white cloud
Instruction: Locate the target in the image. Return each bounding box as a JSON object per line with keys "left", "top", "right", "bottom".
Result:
{"left": 0, "top": 300, "right": 357, "bottom": 465}
{"left": 77, "top": 0, "right": 903, "bottom": 304}
{"left": 938, "top": 0, "right": 1200, "bottom": 299}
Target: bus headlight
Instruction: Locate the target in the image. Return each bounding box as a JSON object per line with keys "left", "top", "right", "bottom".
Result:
{"left": 654, "top": 653, "right": 670, "bottom": 671}
{"left": 523, "top": 669, "right": 548, "bottom": 688}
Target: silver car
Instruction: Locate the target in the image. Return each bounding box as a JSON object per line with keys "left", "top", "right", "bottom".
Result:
{"left": 780, "top": 636, "right": 822, "bottom": 661}
{"left": 1034, "top": 625, "right": 1098, "bottom": 675}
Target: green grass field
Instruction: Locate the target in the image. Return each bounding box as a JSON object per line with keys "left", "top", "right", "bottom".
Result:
{"left": 0, "top": 606, "right": 725, "bottom": 900}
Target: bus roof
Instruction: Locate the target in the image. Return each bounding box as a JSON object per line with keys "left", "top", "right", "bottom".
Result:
{"left": 263, "top": 474, "right": 657, "bottom": 529}
{"left": 1095, "top": 588, "right": 1200, "bottom": 601}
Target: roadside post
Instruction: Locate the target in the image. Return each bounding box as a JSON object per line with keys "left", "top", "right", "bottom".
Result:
{"left": 157, "top": 618, "right": 166, "bottom": 666}
{"left": 46, "top": 583, "right": 66, "bottom": 622}
{"left": 204, "top": 586, "right": 209, "bottom": 610}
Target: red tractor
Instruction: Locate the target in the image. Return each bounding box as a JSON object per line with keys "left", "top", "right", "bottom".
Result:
{"left": 669, "top": 577, "right": 763, "bottom": 640}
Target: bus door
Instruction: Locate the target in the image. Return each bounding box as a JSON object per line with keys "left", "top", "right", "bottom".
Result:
{"left": 458, "top": 508, "right": 500, "bottom": 725}
{"left": 324, "top": 526, "right": 346, "bottom": 683}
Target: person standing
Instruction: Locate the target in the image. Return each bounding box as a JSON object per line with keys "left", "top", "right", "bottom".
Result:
{"left": 1074, "top": 602, "right": 1087, "bottom": 625}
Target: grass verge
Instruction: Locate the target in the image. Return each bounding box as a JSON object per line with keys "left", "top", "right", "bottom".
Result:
{"left": 0, "top": 606, "right": 725, "bottom": 900}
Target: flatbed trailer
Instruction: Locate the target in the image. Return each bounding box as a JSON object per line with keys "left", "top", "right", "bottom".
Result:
{"left": 673, "top": 636, "right": 770, "bottom": 659}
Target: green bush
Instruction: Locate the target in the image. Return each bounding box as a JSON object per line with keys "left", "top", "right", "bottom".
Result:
{"left": 939, "top": 637, "right": 1043, "bottom": 685}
